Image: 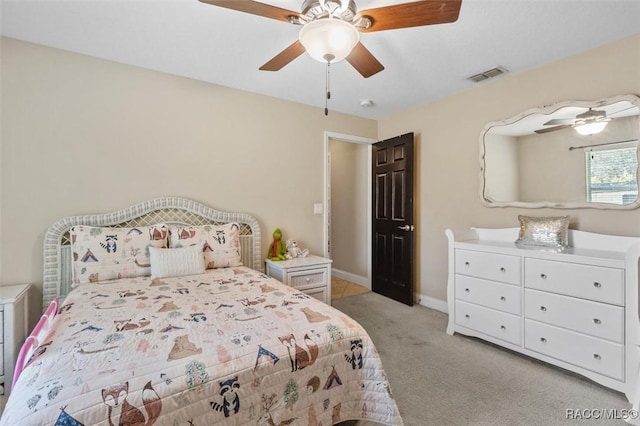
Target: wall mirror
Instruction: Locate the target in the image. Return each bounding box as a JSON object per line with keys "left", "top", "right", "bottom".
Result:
{"left": 480, "top": 94, "right": 640, "bottom": 209}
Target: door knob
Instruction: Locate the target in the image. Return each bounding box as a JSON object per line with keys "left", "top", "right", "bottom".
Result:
{"left": 397, "top": 225, "right": 415, "bottom": 231}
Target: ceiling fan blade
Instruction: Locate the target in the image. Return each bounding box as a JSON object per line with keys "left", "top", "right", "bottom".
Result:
{"left": 346, "top": 42, "right": 385, "bottom": 78}
{"left": 356, "top": 0, "right": 462, "bottom": 33}
{"left": 259, "top": 40, "right": 306, "bottom": 71}
{"left": 199, "top": 0, "right": 299, "bottom": 23}
{"left": 543, "top": 118, "right": 575, "bottom": 126}
{"left": 535, "top": 124, "right": 573, "bottom": 134}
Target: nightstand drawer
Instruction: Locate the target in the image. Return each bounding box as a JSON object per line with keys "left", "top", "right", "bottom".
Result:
{"left": 303, "top": 286, "right": 329, "bottom": 302}
{"left": 288, "top": 268, "right": 328, "bottom": 290}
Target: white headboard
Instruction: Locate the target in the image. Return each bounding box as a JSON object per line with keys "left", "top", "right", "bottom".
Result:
{"left": 43, "top": 197, "right": 262, "bottom": 307}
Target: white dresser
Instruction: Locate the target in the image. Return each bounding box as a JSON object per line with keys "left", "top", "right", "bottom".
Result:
{"left": 0, "top": 284, "right": 30, "bottom": 395}
{"left": 446, "top": 227, "right": 640, "bottom": 402}
{"left": 265, "top": 255, "right": 332, "bottom": 304}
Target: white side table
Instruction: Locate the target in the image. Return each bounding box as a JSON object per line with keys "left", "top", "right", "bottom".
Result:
{"left": 265, "top": 255, "right": 332, "bottom": 304}
{"left": 0, "top": 284, "right": 30, "bottom": 395}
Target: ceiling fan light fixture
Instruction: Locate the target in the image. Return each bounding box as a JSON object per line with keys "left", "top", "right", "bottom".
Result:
{"left": 574, "top": 120, "right": 608, "bottom": 136}
{"left": 299, "top": 18, "right": 360, "bottom": 63}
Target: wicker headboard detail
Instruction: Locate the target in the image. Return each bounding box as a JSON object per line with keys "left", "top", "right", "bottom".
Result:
{"left": 43, "top": 197, "right": 262, "bottom": 306}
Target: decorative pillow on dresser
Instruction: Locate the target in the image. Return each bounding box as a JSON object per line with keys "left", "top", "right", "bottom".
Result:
{"left": 169, "top": 223, "right": 242, "bottom": 269}
{"left": 515, "top": 215, "right": 570, "bottom": 249}
{"left": 70, "top": 224, "right": 169, "bottom": 286}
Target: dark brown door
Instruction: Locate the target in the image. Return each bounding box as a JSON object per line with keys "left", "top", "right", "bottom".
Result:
{"left": 372, "top": 133, "right": 414, "bottom": 305}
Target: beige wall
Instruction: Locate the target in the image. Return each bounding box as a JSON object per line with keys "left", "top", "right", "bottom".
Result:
{"left": 0, "top": 37, "right": 377, "bottom": 311}
{"left": 378, "top": 34, "right": 640, "bottom": 303}
{"left": 329, "top": 139, "right": 368, "bottom": 279}
{"left": 2, "top": 34, "right": 640, "bottom": 314}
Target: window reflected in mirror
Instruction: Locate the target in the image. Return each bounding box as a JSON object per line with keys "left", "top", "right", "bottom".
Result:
{"left": 481, "top": 94, "right": 640, "bottom": 209}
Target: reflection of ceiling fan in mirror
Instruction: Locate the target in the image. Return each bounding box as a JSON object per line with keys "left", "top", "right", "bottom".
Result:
{"left": 199, "top": 0, "right": 463, "bottom": 78}
{"left": 535, "top": 104, "right": 636, "bottom": 135}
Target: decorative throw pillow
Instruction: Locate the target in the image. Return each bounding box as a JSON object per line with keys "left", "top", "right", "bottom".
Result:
{"left": 515, "top": 215, "right": 570, "bottom": 249}
{"left": 149, "top": 245, "right": 205, "bottom": 279}
{"left": 169, "top": 223, "right": 242, "bottom": 269}
{"left": 70, "top": 224, "right": 169, "bottom": 286}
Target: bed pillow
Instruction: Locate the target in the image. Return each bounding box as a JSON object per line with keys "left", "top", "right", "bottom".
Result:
{"left": 169, "top": 223, "right": 242, "bottom": 269}
{"left": 515, "top": 215, "right": 570, "bottom": 249}
{"left": 70, "top": 224, "right": 169, "bottom": 286}
{"left": 149, "top": 245, "right": 206, "bottom": 279}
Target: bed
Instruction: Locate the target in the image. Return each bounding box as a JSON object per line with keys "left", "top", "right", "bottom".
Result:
{"left": 1, "top": 197, "right": 403, "bottom": 426}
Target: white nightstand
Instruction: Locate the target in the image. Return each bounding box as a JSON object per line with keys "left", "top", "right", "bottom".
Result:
{"left": 0, "top": 284, "right": 30, "bottom": 395}
{"left": 265, "top": 255, "right": 332, "bottom": 304}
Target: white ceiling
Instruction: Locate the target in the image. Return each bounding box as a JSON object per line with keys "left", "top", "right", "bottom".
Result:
{"left": 1, "top": 0, "right": 639, "bottom": 119}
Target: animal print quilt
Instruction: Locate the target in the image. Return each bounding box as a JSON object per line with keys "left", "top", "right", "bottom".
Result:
{"left": 1, "top": 267, "right": 403, "bottom": 426}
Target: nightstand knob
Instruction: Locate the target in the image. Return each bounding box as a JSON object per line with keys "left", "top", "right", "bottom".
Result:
{"left": 593, "top": 282, "right": 602, "bottom": 288}
{"left": 500, "top": 325, "right": 506, "bottom": 331}
{"left": 540, "top": 273, "right": 547, "bottom": 279}
{"left": 465, "top": 288, "right": 470, "bottom": 293}
{"left": 464, "top": 261, "right": 470, "bottom": 266}
{"left": 593, "top": 318, "right": 601, "bottom": 325}
{"left": 540, "top": 337, "right": 547, "bottom": 343}
{"left": 500, "top": 267, "right": 506, "bottom": 272}
{"left": 500, "top": 296, "right": 506, "bottom": 301}
{"left": 465, "top": 314, "right": 470, "bottom": 319}
{"left": 540, "top": 306, "right": 547, "bottom": 312}
{"left": 593, "top": 354, "right": 601, "bottom": 360}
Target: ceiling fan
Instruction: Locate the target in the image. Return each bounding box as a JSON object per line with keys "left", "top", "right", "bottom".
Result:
{"left": 535, "top": 108, "right": 612, "bottom": 135}
{"left": 199, "top": 0, "right": 463, "bottom": 78}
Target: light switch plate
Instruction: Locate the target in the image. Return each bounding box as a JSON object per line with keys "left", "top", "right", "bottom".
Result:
{"left": 313, "top": 203, "right": 323, "bottom": 214}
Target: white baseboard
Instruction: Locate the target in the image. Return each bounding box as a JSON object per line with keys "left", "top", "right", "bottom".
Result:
{"left": 417, "top": 293, "right": 448, "bottom": 314}
{"left": 332, "top": 268, "right": 369, "bottom": 289}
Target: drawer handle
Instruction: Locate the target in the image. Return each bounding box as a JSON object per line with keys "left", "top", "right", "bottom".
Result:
{"left": 500, "top": 325, "right": 506, "bottom": 331}
{"left": 540, "top": 306, "right": 547, "bottom": 312}
{"left": 500, "top": 267, "right": 506, "bottom": 272}
{"left": 500, "top": 296, "right": 506, "bottom": 302}
{"left": 465, "top": 314, "right": 470, "bottom": 319}
{"left": 540, "top": 337, "right": 547, "bottom": 343}
{"left": 540, "top": 273, "right": 547, "bottom": 279}
{"left": 593, "top": 282, "right": 602, "bottom": 288}
{"left": 593, "top": 318, "right": 601, "bottom": 325}
{"left": 465, "top": 288, "right": 470, "bottom": 293}
{"left": 593, "top": 354, "right": 601, "bottom": 360}
{"left": 465, "top": 261, "right": 470, "bottom": 266}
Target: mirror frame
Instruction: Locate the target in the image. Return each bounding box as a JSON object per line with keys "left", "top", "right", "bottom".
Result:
{"left": 480, "top": 94, "right": 640, "bottom": 209}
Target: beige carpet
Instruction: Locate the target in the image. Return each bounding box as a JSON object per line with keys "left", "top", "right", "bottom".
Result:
{"left": 332, "top": 291, "right": 630, "bottom": 426}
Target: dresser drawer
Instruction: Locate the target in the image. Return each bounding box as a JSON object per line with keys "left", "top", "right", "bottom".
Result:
{"left": 455, "top": 300, "right": 521, "bottom": 345}
{"left": 525, "top": 319, "right": 623, "bottom": 381}
{"left": 287, "top": 268, "right": 328, "bottom": 291}
{"left": 456, "top": 275, "right": 521, "bottom": 315}
{"left": 525, "top": 259, "right": 623, "bottom": 306}
{"left": 455, "top": 249, "right": 521, "bottom": 285}
{"left": 525, "top": 289, "right": 623, "bottom": 343}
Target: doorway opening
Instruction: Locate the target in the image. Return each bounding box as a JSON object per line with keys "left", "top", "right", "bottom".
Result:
{"left": 323, "top": 132, "right": 376, "bottom": 291}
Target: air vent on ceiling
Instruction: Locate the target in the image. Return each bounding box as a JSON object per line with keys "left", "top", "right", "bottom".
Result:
{"left": 467, "top": 66, "right": 508, "bottom": 83}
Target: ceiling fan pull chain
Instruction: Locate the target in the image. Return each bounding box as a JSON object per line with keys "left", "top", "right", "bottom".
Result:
{"left": 325, "top": 61, "right": 331, "bottom": 116}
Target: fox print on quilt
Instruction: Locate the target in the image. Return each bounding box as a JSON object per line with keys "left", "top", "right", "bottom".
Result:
{"left": 1, "top": 267, "right": 403, "bottom": 426}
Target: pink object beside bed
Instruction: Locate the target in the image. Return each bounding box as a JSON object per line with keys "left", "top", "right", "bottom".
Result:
{"left": 12, "top": 297, "right": 58, "bottom": 388}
